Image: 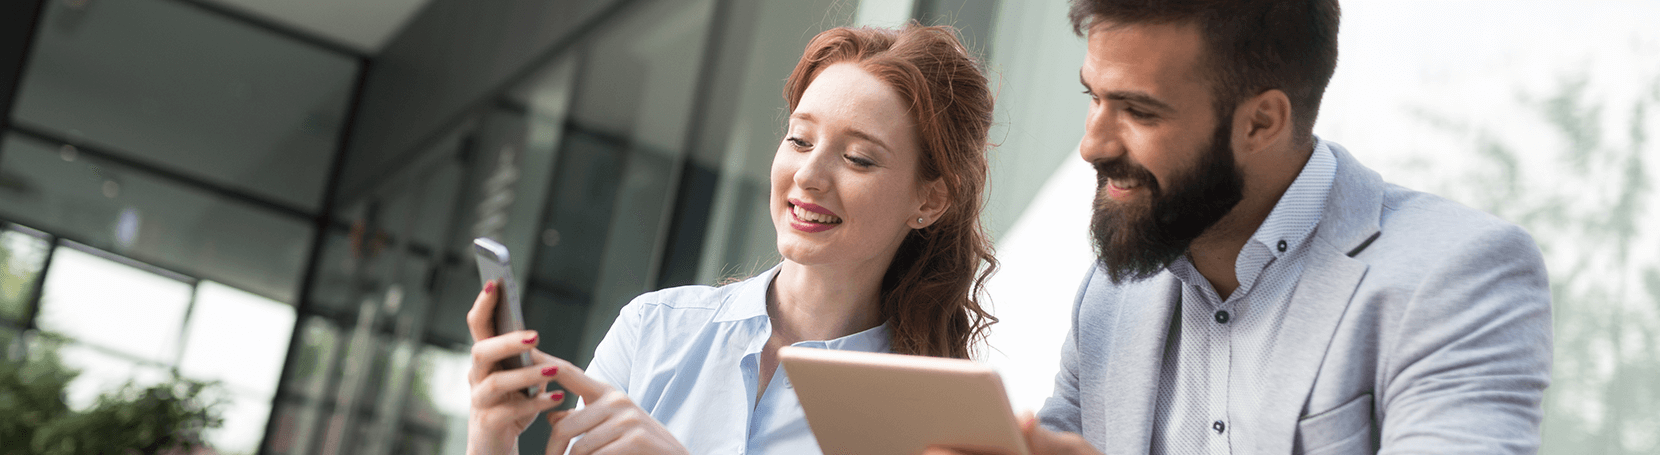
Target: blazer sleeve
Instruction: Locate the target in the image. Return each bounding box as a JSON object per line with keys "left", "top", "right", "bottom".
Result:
{"left": 1377, "top": 223, "right": 1553, "bottom": 453}
{"left": 1037, "top": 265, "right": 1099, "bottom": 434}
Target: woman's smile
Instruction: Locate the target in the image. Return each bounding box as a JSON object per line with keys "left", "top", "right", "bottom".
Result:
{"left": 788, "top": 199, "right": 843, "bottom": 233}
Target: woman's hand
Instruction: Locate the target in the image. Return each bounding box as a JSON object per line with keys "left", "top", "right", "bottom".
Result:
{"left": 540, "top": 358, "right": 689, "bottom": 455}
{"left": 466, "top": 281, "right": 572, "bottom": 455}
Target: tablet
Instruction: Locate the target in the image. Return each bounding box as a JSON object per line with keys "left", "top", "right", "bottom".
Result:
{"left": 779, "top": 346, "right": 1030, "bottom": 455}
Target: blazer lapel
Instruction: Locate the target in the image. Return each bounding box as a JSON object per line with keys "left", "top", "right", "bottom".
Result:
{"left": 1099, "top": 273, "right": 1181, "bottom": 454}
{"left": 1253, "top": 244, "right": 1368, "bottom": 453}
{"left": 1252, "top": 142, "right": 1386, "bottom": 452}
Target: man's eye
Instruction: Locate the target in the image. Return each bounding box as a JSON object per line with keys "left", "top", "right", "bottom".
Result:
{"left": 1126, "top": 107, "right": 1155, "bottom": 120}
{"left": 1081, "top": 89, "right": 1098, "bottom": 102}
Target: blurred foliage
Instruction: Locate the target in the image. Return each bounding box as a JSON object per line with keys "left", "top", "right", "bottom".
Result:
{"left": 0, "top": 230, "right": 51, "bottom": 323}
{"left": 0, "top": 339, "right": 225, "bottom": 455}
{"left": 1416, "top": 71, "right": 1660, "bottom": 453}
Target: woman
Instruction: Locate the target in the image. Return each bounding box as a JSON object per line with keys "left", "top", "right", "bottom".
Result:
{"left": 467, "top": 23, "right": 997, "bottom": 454}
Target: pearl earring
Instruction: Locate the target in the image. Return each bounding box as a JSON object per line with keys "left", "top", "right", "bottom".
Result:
{"left": 917, "top": 217, "right": 926, "bottom": 225}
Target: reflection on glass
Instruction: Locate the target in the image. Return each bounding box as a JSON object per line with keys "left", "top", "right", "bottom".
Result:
{"left": 35, "top": 245, "right": 192, "bottom": 364}
{"left": 0, "top": 226, "right": 51, "bottom": 323}
{"left": 0, "top": 133, "right": 313, "bottom": 303}
{"left": 11, "top": 0, "right": 358, "bottom": 212}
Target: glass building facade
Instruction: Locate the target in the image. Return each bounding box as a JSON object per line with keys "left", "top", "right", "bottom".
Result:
{"left": 1, "top": 0, "right": 1656, "bottom": 454}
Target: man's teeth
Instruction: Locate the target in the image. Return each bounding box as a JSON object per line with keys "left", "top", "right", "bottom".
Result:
{"left": 793, "top": 205, "right": 842, "bottom": 224}
{"left": 1111, "top": 178, "right": 1141, "bottom": 189}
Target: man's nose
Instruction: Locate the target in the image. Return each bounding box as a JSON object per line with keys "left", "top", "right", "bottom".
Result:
{"left": 1078, "top": 107, "right": 1122, "bottom": 164}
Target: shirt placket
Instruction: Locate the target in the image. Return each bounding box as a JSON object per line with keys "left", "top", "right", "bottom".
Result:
{"left": 1207, "top": 290, "right": 1233, "bottom": 455}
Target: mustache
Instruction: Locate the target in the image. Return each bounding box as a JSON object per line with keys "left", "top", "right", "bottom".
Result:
{"left": 1093, "top": 157, "right": 1160, "bottom": 196}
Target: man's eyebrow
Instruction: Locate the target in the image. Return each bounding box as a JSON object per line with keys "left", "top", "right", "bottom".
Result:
{"left": 1104, "top": 91, "right": 1175, "bottom": 113}
{"left": 1079, "top": 71, "right": 1177, "bottom": 113}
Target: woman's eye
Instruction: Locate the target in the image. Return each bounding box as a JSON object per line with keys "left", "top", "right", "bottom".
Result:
{"left": 786, "top": 137, "right": 810, "bottom": 148}
{"left": 845, "top": 155, "right": 876, "bottom": 168}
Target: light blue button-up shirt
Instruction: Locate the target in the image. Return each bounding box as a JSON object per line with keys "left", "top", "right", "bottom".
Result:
{"left": 585, "top": 264, "right": 892, "bottom": 454}
{"left": 1151, "top": 139, "right": 1338, "bottom": 454}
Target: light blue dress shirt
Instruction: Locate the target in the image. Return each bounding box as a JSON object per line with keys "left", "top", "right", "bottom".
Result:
{"left": 584, "top": 264, "right": 892, "bottom": 454}
{"left": 1152, "top": 140, "right": 1337, "bottom": 454}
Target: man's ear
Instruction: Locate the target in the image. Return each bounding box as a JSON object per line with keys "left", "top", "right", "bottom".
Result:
{"left": 914, "top": 178, "right": 951, "bottom": 228}
{"left": 1234, "top": 89, "right": 1293, "bottom": 156}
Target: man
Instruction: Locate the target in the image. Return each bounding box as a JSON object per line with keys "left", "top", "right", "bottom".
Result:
{"left": 1015, "top": 1, "right": 1552, "bottom": 454}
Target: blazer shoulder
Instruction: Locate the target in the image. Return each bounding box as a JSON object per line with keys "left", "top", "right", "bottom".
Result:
{"left": 1370, "top": 183, "right": 1542, "bottom": 261}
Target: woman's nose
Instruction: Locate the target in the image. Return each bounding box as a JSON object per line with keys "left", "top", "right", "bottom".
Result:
{"left": 793, "top": 149, "right": 833, "bottom": 192}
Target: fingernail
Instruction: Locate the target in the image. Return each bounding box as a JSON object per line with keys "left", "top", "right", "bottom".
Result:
{"left": 542, "top": 366, "right": 558, "bottom": 377}
{"left": 522, "top": 334, "right": 537, "bottom": 344}
{"left": 484, "top": 281, "right": 496, "bottom": 294}
{"left": 550, "top": 391, "right": 565, "bottom": 401}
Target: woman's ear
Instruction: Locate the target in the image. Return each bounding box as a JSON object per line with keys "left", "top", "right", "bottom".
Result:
{"left": 913, "top": 178, "right": 951, "bottom": 228}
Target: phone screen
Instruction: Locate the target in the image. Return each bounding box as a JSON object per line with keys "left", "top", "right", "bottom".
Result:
{"left": 473, "top": 237, "right": 571, "bottom": 407}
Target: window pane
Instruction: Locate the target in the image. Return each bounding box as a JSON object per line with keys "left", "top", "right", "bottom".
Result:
{"left": 52, "top": 341, "right": 173, "bottom": 411}
{"left": 202, "top": 388, "right": 272, "bottom": 455}
{"left": 10, "top": 0, "right": 358, "bottom": 212}
{"left": 179, "top": 281, "right": 296, "bottom": 397}
{"left": 0, "top": 133, "right": 313, "bottom": 303}
{"left": 35, "top": 245, "right": 193, "bottom": 363}
{"left": 0, "top": 225, "right": 51, "bottom": 323}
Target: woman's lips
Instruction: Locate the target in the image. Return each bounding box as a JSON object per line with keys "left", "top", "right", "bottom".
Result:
{"left": 787, "top": 199, "right": 841, "bottom": 233}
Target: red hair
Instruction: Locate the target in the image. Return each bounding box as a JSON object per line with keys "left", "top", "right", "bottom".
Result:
{"left": 784, "top": 24, "right": 998, "bottom": 359}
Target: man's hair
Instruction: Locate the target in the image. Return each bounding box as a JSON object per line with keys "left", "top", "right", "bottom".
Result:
{"left": 1069, "top": 0, "right": 1340, "bottom": 148}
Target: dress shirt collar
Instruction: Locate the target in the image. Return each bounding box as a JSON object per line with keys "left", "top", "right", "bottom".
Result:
{"left": 714, "top": 263, "right": 781, "bottom": 323}
{"left": 1166, "top": 137, "right": 1339, "bottom": 291}
{"left": 713, "top": 262, "right": 894, "bottom": 352}
{"left": 1249, "top": 137, "right": 1338, "bottom": 260}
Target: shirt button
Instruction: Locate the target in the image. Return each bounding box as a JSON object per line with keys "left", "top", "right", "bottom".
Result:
{"left": 1214, "top": 310, "right": 1230, "bottom": 324}
{"left": 1277, "top": 240, "right": 1288, "bottom": 252}
{"left": 1213, "top": 420, "right": 1226, "bottom": 434}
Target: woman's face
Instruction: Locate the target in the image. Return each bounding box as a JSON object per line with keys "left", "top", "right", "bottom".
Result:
{"left": 771, "top": 63, "right": 945, "bottom": 271}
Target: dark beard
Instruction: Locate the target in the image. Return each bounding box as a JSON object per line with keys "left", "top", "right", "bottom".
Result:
{"left": 1089, "top": 121, "right": 1244, "bottom": 284}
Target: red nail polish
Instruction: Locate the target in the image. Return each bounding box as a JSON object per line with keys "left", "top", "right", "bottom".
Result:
{"left": 484, "top": 281, "right": 496, "bottom": 294}
{"left": 542, "top": 366, "right": 558, "bottom": 377}
{"left": 551, "top": 391, "right": 565, "bottom": 401}
{"left": 522, "top": 334, "right": 537, "bottom": 344}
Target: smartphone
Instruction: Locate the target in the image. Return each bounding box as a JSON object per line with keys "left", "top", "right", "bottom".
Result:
{"left": 473, "top": 237, "right": 569, "bottom": 406}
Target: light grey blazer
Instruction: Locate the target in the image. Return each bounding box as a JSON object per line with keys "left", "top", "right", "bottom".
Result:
{"left": 1037, "top": 143, "right": 1553, "bottom": 454}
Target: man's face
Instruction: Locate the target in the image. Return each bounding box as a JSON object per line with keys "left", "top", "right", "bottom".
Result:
{"left": 1079, "top": 21, "right": 1244, "bottom": 283}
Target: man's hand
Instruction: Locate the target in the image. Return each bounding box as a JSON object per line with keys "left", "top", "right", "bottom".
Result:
{"left": 923, "top": 412, "right": 1102, "bottom": 455}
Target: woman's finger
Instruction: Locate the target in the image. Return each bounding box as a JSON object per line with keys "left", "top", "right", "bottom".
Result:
{"left": 565, "top": 410, "right": 632, "bottom": 455}
{"left": 548, "top": 389, "right": 629, "bottom": 444}
{"left": 472, "top": 360, "right": 561, "bottom": 404}
{"left": 541, "top": 357, "right": 613, "bottom": 404}
{"left": 466, "top": 279, "right": 501, "bottom": 342}
{"left": 545, "top": 410, "right": 574, "bottom": 455}
{"left": 469, "top": 330, "right": 540, "bottom": 383}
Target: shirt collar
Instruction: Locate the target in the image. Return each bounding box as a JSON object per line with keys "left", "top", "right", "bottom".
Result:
{"left": 714, "top": 262, "right": 893, "bottom": 353}
{"left": 712, "top": 263, "right": 782, "bottom": 323}
{"left": 1250, "top": 137, "right": 1339, "bottom": 259}
{"left": 1165, "top": 137, "right": 1339, "bottom": 291}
